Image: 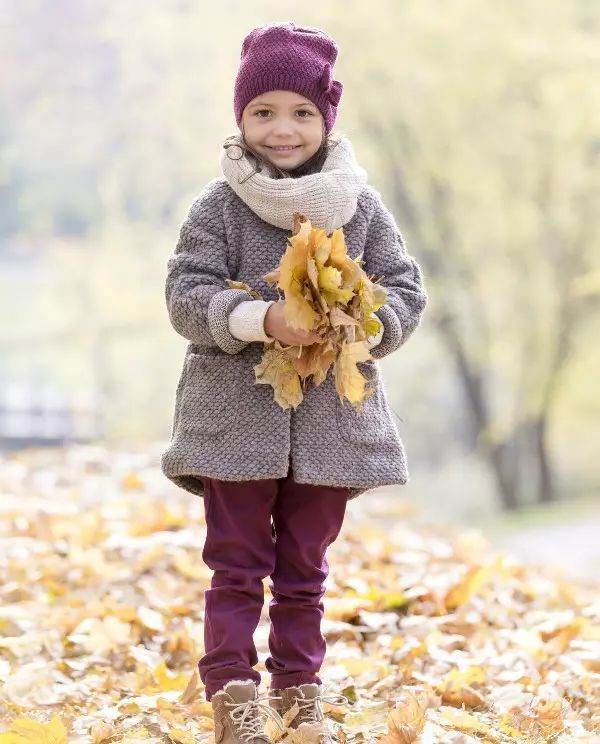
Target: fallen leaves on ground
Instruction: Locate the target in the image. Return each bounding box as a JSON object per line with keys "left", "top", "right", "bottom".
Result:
{"left": 0, "top": 445, "right": 598, "bottom": 742}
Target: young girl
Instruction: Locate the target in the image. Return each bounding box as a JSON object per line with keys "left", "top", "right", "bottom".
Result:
{"left": 161, "top": 22, "right": 428, "bottom": 744}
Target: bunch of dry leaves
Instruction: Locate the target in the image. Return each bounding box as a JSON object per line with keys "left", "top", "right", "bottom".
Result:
{"left": 226, "top": 213, "right": 387, "bottom": 411}
{"left": 0, "top": 444, "right": 598, "bottom": 743}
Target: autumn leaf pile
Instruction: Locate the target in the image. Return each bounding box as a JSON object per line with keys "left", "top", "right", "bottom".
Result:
{"left": 226, "top": 213, "right": 387, "bottom": 411}
{"left": 0, "top": 444, "right": 598, "bottom": 743}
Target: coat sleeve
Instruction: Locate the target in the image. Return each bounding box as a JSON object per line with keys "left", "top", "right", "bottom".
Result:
{"left": 362, "top": 189, "right": 428, "bottom": 360}
{"left": 165, "top": 180, "right": 254, "bottom": 355}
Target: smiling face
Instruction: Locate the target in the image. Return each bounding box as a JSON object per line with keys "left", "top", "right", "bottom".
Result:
{"left": 240, "top": 89, "right": 325, "bottom": 170}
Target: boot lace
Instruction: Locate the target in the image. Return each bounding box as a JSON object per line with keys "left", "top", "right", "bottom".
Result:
{"left": 224, "top": 695, "right": 286, "bottom": 742}
{"left": 289, "top": 685, "right": 349, "bottom": 726}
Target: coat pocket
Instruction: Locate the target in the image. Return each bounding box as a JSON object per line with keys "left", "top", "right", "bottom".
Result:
{"left": 179, "top": 350, "right": 242, "bottom": 435}
{"left": 335, "top": 361, "right": 396, "bottom": 444}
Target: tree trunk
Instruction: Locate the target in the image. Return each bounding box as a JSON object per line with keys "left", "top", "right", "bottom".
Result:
{"left": 532, "top": 414, "right": 556, "bottom": 504}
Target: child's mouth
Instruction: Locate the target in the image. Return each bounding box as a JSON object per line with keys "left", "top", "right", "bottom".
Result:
{"left": 267, "top": 146, "right": 301, "bottom": 152}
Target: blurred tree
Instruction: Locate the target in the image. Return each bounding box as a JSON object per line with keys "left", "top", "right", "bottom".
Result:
{"left": 1, "top": 0, "right": 598, "bottom": 509}
{"left": 346, "top": 0, "right": 600, "bottom": 509}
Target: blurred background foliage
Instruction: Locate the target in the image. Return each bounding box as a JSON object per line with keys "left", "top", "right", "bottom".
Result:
{"left": 1, "top": 0, "right": 598, "bottom": 523}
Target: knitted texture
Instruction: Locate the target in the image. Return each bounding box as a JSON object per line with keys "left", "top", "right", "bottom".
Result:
{"left": 233, "top": 22, "right": 343, "bottom": 135}
{"left": 161, "top": 178, "right": 428, "bottom": 500}
{"left": 165, "top": 202, "right": 253, "bottom": 355}
{"left": 220, "top": 132, "right": 367, "bottom": 233}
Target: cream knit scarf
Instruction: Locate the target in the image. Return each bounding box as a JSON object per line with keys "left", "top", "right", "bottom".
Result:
{"left": 219, "top": 133, "right": 368, "bottom": 233}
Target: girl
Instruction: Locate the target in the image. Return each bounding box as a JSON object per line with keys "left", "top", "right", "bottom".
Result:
{"left": 161, "top": 22, "right": 428, "bottom": 744}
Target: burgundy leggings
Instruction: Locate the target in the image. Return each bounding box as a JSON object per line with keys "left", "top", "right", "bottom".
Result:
{"left": 198, "top": 460, "right": 349, "bottom": 700}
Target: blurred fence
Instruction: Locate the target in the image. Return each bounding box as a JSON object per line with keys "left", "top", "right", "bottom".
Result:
{"left": 0, "top": 383, "right": 105, "bottom": 450}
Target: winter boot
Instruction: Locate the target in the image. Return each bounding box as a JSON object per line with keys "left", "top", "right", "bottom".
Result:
{"left": 268, "top": 683, "right": 348, "bottom": 742}
{"left": 210, "top": 679, "right": 286, "bottom": 743}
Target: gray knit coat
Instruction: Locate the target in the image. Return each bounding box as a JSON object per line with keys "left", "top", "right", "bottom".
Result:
{"left": 161, "top": 177, "right": 428, "bottom": 500}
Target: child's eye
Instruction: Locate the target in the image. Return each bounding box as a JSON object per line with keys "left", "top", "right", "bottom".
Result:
{"left": 255, "top": 109, "right": 313, "bottom": 118}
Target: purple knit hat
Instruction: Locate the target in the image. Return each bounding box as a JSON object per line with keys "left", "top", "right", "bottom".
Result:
{"left": 233, "top": 22, "right": 343, "bottom": 135}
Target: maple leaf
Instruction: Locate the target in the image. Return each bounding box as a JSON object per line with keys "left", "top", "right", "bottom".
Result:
{"left": 1, "top": 444, "right": 599, "bottom": 740}
{"left": 356, "top": 273, "right": 387, "bottom": 313}
{"left": 167, "top": 727, "right": 195, "bottom": 744}
{"left": 333, "top": 340, "right": 374, "bottom": 407}
{"left": 277, "top": 220, "right": 321, "bottom": 332}
{"left": 328, "top": 227, "right": 348, "bottom": 271}
{"left": 318, "top": 264, "right": 354, "bottom": 307}
{"left": 306, "top": 257, "right": 329, "bottom": 314}
{"left": 67, "top": 615, "right": 133, "bottom": 654}
{"left": 254, "top": 346, "right": 304, "bottom": 409}
{"left": 225, "top": 279, "right": 264, "bottom": 300}
{"left": 313, "top": 228, "right": 332, "bottom": 268}
{"left": 434, "top": 667, "right": 487, "bottom": 709}
{"left": 246, "top": 213, "right": 388, "bottom": 410}
{"left": 329, "top": 306, "right": 359, "bottom": 329}
{"left": 0, "top": 715, "right": 68, "bottom": 744}
{"left": 364, "top": 313, "right": 383, "bottom": 338}
{"left": 90, "top": 721, "right": 117, "bottom": 743}
{"left": 146, "top": 661, "right": 189, "bottom": 692}
{"left": 379, "top": 690, "right": 428, "bottom": 743}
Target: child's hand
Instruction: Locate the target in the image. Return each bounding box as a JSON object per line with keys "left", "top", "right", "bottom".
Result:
{"left": 264, "top": 300, "right": 320, "bottom": 346}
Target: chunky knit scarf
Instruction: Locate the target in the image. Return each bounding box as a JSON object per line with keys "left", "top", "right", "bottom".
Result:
{"left": 219, "top": 133, "right": 368, "bottom": 233}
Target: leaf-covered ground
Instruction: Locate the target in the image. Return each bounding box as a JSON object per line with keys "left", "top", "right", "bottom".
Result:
{"left": 0, "top": 445, "right": 597, "bottom": 743}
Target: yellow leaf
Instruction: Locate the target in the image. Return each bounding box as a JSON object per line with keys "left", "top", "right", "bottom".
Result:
{"left": 328, "top": 227, "right": 348, "bottom": 270}
{"left": 141, "top": 662, "right": 189, "bottom": 693}
{"left": 283, "top": 722, "right": 331, "bottom": 743}
{"left": 121, "top": 472, "right": 144, "bottom": 490}
{"left": 68, "top": 615, "right": 133, "bottom": 654}
{"left": 356, "top": 274, "right": 387, "bottom": 312}
{"left": 313, "top": 229, "right": 332, "bottom": 267}
{"left": 167, "top": 728, "right": 196, "bottom": 744}
{"left": 333, "top": 341, "right": 373, "bottom": 406}
{"left": 437, "top": 684, "right": 486, "bottom": 710}
{"left": 249, "top": 215, "right": 389, "bottom": 410}
{"left": 329, "top": 306, "right": 359, "bottom": 328}
{"left": 439, "top": 708, "right": 492, "bottom": 735}
{"left": 263, "top": 267, "right": 281, "bottom": 285}
{"left": 306, "top": 257, "right": 329, "bottom": 314}
{"left": 319, "top": 265, "right": 354, "bottom": 306}
{"left": 254, "top": 347, "right": 304, "bottom": 410}
{"left": 323, "top": 596, "right": 374, "bottom": 621}
{"left": 364, "top": 314, "right": 382, "bottom": 338}
{"left": 379, "top": 691, "right": 428, "bottom": 744}
{"left": 172, "top": 552, "right": 207, "bottom": 580}
{"left": 278, "top": 222, "right": 320, "bottom": 331}
{"left": 535, "top": 698, "right": 565, "bottom": 736}
{"left": 119, "top": 702, "right": 141, "bottom": 714}
{"left": 290, "top": 342, "right": 335, "bottom": 382}
{"left": 137, "top": 606, "right": 165, "bottom": 632}
{"left": 0, "top": 715, "right": 68, "bottom": 744}
{"left": 444, "top": 563, "right": 494, "bottom": 609}
{"left": 225, "top": 279, "right": 263, "bottom": 300}
{"left": 121, "top": 726, "right": 151, "bottom": 742}
{"left": 90, "top": 722, "right": 117, "bottom": 744}
{"left": 179, "top": 668, "right": 202, "bottom": 705}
